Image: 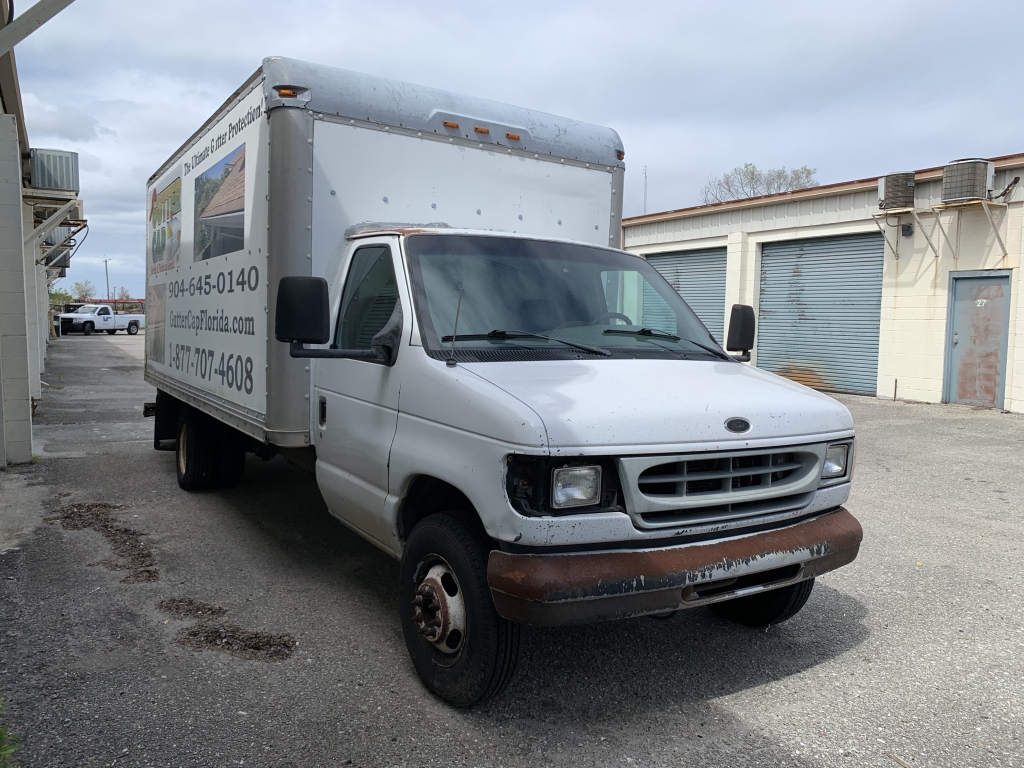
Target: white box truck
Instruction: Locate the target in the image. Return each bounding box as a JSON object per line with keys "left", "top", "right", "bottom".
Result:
{"left": 145, "top": 57, "right": 862, "bottom": 706}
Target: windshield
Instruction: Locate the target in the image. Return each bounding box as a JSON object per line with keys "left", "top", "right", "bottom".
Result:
{"left": 404, "top": 234, "right": 726, "bottom": 363}
{"left": 74, "top": 306, "right": 99, "bottom": 314}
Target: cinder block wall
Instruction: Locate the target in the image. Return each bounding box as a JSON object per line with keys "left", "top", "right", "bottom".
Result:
{"left": 0, "top": 114, "right": 31, "bottom": 464}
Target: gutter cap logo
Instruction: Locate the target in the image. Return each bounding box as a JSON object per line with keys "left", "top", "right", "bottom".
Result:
{"left": 725, "top": 417, "right": 751, "bottom": 433}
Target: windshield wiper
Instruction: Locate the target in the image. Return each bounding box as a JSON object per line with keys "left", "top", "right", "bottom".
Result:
{"left": 441, "top": 329, "right": 611, "bottom": 357}
{"left": 603, "top": 328, "right": 731, "bottom": 360}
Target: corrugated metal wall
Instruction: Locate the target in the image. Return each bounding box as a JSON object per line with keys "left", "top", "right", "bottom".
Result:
{"left": 647, "top": 247, "right": 728, "bottom": 341}
{"left": 758, "top": 233, "right": 883, "bottom": 394}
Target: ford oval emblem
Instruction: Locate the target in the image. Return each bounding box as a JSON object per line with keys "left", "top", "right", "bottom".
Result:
{"left": 725, "top": 417, "right": 751, "bottom": 433}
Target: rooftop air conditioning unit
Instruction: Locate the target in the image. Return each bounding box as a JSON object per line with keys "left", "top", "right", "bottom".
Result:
{"left": 941, "top": 159, "right": 994, "bottom": 203}
{"left": 878, "top": 172, "right": 915, "bottom": 209}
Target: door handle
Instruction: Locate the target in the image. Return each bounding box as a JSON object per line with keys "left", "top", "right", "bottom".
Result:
{"left": 318, "top": 396, "right": 327, "bottom": 426}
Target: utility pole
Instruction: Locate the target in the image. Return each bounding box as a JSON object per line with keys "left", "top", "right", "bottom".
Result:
{"left": 643, "top": 166, "right": 648, "bottom": 215}
{"left": 103, "top": 257, "right": 110, "bottom": 299}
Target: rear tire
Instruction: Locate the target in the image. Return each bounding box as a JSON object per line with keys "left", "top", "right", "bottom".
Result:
{"left": 400, "top": 513, "right": 520, "bottom": 707}
{"left": 709, "top": 578, "right": 815, "bottom": 627}
{"left": 127, "top": 322, "right": 139, "bottom": 335}
{"left": 175, "top": 408, "right": 215, "bottom": 490}
{"left": 106, "top": 329, "right": 117, "bottom": 335}
{"left": 83, "top": 322, "right": 93, "bottom": 336}
{"left": 211, "top": 423, "right": 246, "bottom": 487}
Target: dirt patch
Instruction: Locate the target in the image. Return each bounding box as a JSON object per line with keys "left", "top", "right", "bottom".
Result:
{"left": 157, "top": 597, "right": 228, "bottom": 621}
{"left": 45, "top": 503, "right": 159, "bottom": 583}
{"left": 176, "top": 622, "right": 296, "bottom": 662}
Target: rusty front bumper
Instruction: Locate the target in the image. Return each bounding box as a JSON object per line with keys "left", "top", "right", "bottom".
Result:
{"left": 487, "top": 508, "right": 862, "bottom": 627}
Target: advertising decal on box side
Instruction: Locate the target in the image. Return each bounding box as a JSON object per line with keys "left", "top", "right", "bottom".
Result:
{"left": 146, "top": 85, "right": 269, "bottom": 417}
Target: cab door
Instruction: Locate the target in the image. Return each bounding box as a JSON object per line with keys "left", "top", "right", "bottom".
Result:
{"left": 314, "top": 239, "right": 407, "bottom": 550}
{"left": 97, "top": 306, "right": 114, "bottom": 330}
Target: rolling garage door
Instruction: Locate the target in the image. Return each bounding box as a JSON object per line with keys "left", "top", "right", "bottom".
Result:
{"left": 758, "top": 233, "right": 883, "bottom": 394}
{"left": 647, "top": 247, "right": 728, "bottom": 342}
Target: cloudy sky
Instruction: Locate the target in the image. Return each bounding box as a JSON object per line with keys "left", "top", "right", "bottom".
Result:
{"left": 16, "top": 0, "right": 1024, "bottom": 297}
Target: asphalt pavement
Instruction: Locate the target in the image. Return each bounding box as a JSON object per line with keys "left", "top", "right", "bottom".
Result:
{"left": 0, "top": 332, "right": 1021, "bottom": 767}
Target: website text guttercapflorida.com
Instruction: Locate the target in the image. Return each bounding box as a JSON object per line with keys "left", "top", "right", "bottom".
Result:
{"left": 168, "top": 309, "right": 256, "bottom": 337}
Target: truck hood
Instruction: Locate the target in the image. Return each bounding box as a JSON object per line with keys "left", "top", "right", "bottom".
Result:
{"left": 462, "top": 359, "right": 853, "bottom": 452}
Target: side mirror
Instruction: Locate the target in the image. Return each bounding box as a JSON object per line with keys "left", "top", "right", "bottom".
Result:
{"left": 726, "top": 304, "right": 755, "bottom": 362}
{"left": 275, "top": 276, "right": 330, "bottom": 345}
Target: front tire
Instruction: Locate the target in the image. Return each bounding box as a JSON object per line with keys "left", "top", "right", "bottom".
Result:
{"left": 400, "top": 513, "right": 520, "bottom": 707}
{"left": 127, "top": 322, "right": 139, "bottom": 335}
{"left": 83, "top": 322, "right": 93, "bottom": 336}
{"left": 175, "top": 408, "right": 215, "bottom": 490}
{"left": 709, "top": 578, "right": 815, "bottom": 627}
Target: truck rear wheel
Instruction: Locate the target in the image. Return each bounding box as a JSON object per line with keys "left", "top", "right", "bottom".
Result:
{"left": 176, "top": 408, "right": 215, "bottom": 490}
{"left": 127, "top": 322, "right": 139, "bottom": 335}
{"left": 399, "top": 513, "right": 520, "bottom": 707}
{"left": 83, "top": 322, "right": 93, "bottom": 336}
{"left": 212, "top": 424, "right": 246, "bottom": 488}
{"left": 709, "top": 578, "right": 815, "bottom": 627}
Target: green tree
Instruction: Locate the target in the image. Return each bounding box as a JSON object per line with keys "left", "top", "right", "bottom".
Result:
{"left": 49, "top": 287, "right": 73, "bottom": 306}
{"left": 700, "top": 163, "right": 817, "bottom": 205}
{"left": 71, "top": 279, "right": 96, "bottom": 300}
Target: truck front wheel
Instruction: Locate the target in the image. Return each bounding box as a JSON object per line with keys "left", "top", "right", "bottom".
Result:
{"left": 176, "top": 408, "right": 215, "bottom": 490}
{"left": 83, "top": 322, "right": 93, "bottom": 336}
{"left": 709, "top": 577, "right": 815, "bottom": 627}
{"left": 399, "top": 513, "right": 520, "bottom": 707}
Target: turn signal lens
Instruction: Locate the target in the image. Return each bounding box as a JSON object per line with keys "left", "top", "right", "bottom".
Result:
{"left": 552, "top": 466, "right": 602, "bottom": 509}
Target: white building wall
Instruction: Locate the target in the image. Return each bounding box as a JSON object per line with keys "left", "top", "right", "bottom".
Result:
{"left": 0, "top": 114, "right": 31, "bottom": 464}
{"left": 625, "top": 161, "right": 1024, "bottom": 414}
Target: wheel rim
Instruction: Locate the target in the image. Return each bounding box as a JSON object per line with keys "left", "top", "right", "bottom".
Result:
{"left": 412, "top": 560, "right": 467, "bottom": 654}
{"left": 177, "top": 422, "right": 187, "bottom": 476}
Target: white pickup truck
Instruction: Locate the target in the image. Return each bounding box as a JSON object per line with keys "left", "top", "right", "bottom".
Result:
{"left": 58, "top": 304, "right": 145, "bottom": 336}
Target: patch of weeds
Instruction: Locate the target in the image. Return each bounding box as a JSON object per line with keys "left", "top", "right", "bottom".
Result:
{"left": 45, "top": 503, "right": 159, "bottom": 583}
{"left": 157, "top": 597, "right": 227, "bottom": 621}
{"left": 176, "top": 623, "right": 296, "bottom": 662}
{"left": 0, "top": 694, "right": 20, "bottom": 767}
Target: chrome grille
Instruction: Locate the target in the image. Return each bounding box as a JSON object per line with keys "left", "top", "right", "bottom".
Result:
{"left": 618, "top": 445, "right": 827, "bottom": 532}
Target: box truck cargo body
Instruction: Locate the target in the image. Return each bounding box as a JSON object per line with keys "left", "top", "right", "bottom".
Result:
{"left": 146, "top": 57, "right": 862, "bottom": 706}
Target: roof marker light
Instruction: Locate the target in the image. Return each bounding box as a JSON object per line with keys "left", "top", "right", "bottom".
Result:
{"left": 443, "top": 121, "right": 459, "bottom": 129}
{"left": 275, "top": 86, "right": 300, "bottom": 98}
{"left": 505, "top": 132, "right": 521, "bottom": 141}
{"left": 474, "top": 126, "right": 490, "bottom": 134}
{"left": 616, "top": 150, "right": 625, "bottom": 161}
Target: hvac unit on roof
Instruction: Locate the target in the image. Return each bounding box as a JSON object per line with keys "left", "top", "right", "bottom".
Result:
{"left": 878, "top": 172, "right": 916, "bottom": 209}
{"left": 941, "top": 159, "right": 995, "bottom": 203}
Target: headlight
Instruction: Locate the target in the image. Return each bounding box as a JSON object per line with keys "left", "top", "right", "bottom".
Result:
{"left": 821, "top": 444, "right": 849, "bottom": 479}
{"left": 552, "top": 466, "right": 602, "bottom": 509}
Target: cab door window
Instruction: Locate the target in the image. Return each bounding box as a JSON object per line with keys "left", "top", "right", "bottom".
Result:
{"left": 334, "top": 245, "right": 399, "bottom": 353}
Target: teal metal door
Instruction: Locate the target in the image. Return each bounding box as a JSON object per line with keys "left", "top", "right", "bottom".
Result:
{"left": 758, "top": 233, "right": 883, "bottom": 394}
{"left": 944, "top": 272, "right": 1011, "bottom": 408}
{"left": 647, "top": 247, "right": 727, "bottom": 342}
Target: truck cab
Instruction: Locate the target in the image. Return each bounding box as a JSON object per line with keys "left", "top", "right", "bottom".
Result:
{"left": 274, "top": 227, "right": 861, "bottom": 704}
